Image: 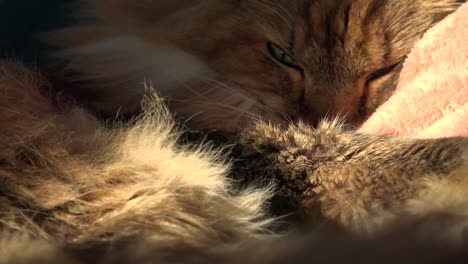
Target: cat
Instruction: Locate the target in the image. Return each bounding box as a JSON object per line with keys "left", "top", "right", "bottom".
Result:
{"left": 3, "top": 0, "right": 466, "bottom": 262}
{"left": 1, "top": 61, "right": 467, "bottom": 263}
{"left": 44, "top": 0, "right": 466, "bottom": 132}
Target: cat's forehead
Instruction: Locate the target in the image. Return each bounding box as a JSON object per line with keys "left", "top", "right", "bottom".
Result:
{"left": 290, "top": 0, "right": 372, "bottom": 77}
{"left": 281, "top": 0, "right": 463, "bottom": 75}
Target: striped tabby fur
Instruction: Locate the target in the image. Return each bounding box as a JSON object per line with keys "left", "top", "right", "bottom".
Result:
{"left": 45, "top": 0, "right": 466, "bottom": 131}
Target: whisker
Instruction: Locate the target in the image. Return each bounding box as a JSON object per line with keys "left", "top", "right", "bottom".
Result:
{"left": 202, "top": 78, "right": 276, "bottom": 114}
{"left": 255, "top": 0, "right": 294, "bottom": 29}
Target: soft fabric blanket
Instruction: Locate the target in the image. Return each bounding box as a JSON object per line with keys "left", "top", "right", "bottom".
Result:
{"left": 359, "top": 2, "right": 468, "bottom": 139}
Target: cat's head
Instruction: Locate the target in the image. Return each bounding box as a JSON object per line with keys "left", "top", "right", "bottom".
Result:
{"left": 46, "top": 0, "right": 465, "bottom": 131}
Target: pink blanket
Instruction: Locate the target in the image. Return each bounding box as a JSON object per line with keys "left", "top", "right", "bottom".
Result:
{"left": 359, "top": 3, "right": 468, "bottom": 139}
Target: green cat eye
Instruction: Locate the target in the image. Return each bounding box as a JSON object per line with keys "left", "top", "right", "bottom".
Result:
{"left": 267, "top": 42, "right": 301, "bottom": 70}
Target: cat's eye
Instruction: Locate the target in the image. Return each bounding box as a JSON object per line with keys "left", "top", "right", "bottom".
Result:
{"left": 267, "top": 42, "right": 301, "bottom": 70}
{"left": 366, "top": 62, "right": 401, "bottom": 83}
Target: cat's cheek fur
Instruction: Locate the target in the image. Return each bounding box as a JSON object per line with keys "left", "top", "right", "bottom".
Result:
{"left": 51, "top": 36, "right": 216, "bottom": 115}
{"left": 50, "top": 32, "right": 298, "bottom": 131}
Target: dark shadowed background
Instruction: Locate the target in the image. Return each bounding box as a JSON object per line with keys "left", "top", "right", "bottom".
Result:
{"left": 0, "top": 0, "right": 73, "bottom": 65}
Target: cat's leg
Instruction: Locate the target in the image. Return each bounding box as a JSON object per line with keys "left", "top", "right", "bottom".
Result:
{"left": 241, "top": 119, "right": 468, "bottom": 235}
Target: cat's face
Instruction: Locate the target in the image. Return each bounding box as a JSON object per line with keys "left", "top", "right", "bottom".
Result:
{"left": 49, "top": 0, "right": 465, "bottom": 131}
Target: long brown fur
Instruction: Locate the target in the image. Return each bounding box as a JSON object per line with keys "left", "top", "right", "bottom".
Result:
{"left": 0, "top": 61, "right": 275, "bottom": 262}
{"left": 44, "top": 0, "right": 466, "bottom": 131}
{"left": 1, "top": 62, "right": 468, "bottom": 263}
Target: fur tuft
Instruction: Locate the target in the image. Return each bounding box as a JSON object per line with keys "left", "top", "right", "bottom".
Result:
{"left": 0, "top": 61, "right": 275, "bottom": 258}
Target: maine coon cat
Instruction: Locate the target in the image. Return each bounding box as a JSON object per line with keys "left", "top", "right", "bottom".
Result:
{"left": 1, "top": 0, "right": 466, "bottom": 263}
{"left": 46, "top": 0, "right": 466, "bottom": 132}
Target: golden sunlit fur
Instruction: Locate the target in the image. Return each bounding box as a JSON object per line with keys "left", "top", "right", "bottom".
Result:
{"left": 1, "top": 62, "right": 468, "bottom": 263}
{"left": 0, "top": 61, "right": 274, "bottom": 262}
{"left": 45, "top": 0, "right": 466, "bottom": 131}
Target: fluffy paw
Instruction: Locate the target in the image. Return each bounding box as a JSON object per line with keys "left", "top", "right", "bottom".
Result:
{"left": 241, "top": 119, "right": 468, "bottom": 231}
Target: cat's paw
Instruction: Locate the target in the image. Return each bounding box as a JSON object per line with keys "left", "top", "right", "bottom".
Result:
{"left": 240, "top": 122, "right": 291, "bottom": 154}
{"left": 241, "top": 119, "right": 344, "bottom": 157}
{"left": 241, "top": 118, "right": 468, "bottom": 232}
